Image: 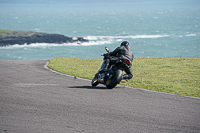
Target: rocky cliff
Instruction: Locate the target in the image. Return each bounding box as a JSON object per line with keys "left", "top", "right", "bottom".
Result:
{"left": 0, "top": 30, "right": 88, "bottom": 46}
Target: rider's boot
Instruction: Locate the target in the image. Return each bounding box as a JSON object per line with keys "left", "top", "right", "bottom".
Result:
{"left": 122, "top": 74, "right": 132, "bottom": 79}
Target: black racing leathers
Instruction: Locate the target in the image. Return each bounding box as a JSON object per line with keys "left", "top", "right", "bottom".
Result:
{"left": 104, "top": 45, "right": 134, "bottom": 79}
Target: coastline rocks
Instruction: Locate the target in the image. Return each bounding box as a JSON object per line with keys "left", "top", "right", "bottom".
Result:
{"left": 0, "top": 30, "right": 88, "bottom": 46}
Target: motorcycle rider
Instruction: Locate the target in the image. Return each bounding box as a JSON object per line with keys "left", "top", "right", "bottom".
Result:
{"left": 103, "top": 41, "right": 134, "bottom": 79}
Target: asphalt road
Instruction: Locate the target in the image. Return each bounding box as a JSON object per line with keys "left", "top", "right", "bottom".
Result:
{"left": 0, "top": 60, "right": 200, "bottom": 133}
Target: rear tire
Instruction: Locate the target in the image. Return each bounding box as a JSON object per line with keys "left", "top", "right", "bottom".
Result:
{"left": 91, "top": 73, "right": 99, "bottom": 87}
{"left": 106, "top": 70, "right": 123, "bottom": 89}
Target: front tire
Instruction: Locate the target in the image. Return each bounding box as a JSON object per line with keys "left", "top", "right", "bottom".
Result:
{"left": 91, "top": 73, "right": 99, "bottom": 87}
{"left": 106, "top": 70, "right": 123, "bottom": 89}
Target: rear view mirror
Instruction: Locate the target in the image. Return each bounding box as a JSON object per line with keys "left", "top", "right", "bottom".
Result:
{"left": 105, "top": 47, "right": 110, "bottom": 52}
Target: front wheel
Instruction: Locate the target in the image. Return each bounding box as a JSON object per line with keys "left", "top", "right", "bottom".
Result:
{"left": 106, "top": 70, "right": 123, "bottom": 89}
{"left": 91, "top": 73, "right": 99, "bottom": 87}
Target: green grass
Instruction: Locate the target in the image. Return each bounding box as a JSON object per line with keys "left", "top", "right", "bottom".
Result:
{"left": 0, "top": 29, "right": 15, "bottom": 35}
{"left": 0, "top": 29, "right": 30, "bottom": 36}
{"left": 48, "top": 57, "right": 200, "bottom": 98}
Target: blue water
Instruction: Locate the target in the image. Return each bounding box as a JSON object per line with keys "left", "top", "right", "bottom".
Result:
{"left": 0, "top": 2, "right": 200, "bottom": 60}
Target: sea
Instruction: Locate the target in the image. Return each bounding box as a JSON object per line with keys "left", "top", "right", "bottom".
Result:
{"left": 0, "top": 2, "right": 200, "bottom": 60}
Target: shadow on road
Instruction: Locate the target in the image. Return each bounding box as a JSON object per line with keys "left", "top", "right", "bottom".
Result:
{"left": 70, "top": 86, "right": 109, "bottom": 90}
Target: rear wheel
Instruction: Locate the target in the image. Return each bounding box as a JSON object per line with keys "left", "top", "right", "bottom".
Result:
{"left": 106, "top": 70, "right": 122, "bottom": 89}
{"left": 91, "top": 73, "right": 99, "bottom": 87}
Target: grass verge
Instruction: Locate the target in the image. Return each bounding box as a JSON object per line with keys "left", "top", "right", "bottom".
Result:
{"left": 48, "top": 57, "right": 200, "bottom": 98}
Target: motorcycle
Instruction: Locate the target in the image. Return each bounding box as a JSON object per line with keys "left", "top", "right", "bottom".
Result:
{"left": 91, "top": 47, "right": 131, "bottom": 89}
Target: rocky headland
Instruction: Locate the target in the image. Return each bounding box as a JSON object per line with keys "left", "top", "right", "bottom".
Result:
{"left": 0, "top": 30, "right": 88, "bottom": 46}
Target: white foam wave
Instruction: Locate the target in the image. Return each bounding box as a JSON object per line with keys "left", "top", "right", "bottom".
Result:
{"left": 0, "top": 40, "right": 113, "bottom": 49}
{"left": 84, "top": 35, "right": 169, "bottom": 40}
{"left": 185, "top": 34, "right": 196, "bottom": 37}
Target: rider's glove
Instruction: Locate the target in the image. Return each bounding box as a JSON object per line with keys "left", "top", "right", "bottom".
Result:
{"left": 103, "top": 53, "right": 109, "bottom": 57}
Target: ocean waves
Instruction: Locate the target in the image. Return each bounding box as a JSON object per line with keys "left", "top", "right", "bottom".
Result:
{"left": 0, "top": 33, "right": 199, "bottom": 60}
{"left": 84, "top": 34, "right": 170, "bottom": 40}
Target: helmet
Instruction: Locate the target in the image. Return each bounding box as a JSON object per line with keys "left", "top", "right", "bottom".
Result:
{"left": 120, "top": 41, "right": 129, "bottom": 47}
